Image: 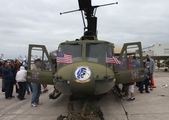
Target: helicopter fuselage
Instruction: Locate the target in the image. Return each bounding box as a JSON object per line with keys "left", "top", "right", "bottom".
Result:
{"left": 54, "top": 39, "right": 116, "bottom": 95}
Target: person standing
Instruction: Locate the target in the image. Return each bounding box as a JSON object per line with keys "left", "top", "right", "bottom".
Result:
{"left": 132, "top": 56, "right": 140, "bottom": 68}
{"left": 0, "top": 61, "right": 5, "bottom": 93}
{"left": 15, "top": 66, "right": 27, "bottom": 100}
{"left": 31, "top": 59, "right": 42, "bottom": 107}
{"left": 139, "top": 61, "right": 150, "bottom": 93}
{"left": 2, "top": 62, "right": 14, "bottom": 99}
{"left": 145, "top": 54, "right": 155, "bottom": 90}
{"left": 144, "top": 62, "right": 150, "bottom": 93}
{"left": 14, "top": 60, "right": 22, "bottom": 94}
{"left": 23, "top": 64, "right": 33, "bottom": 95}
{"left": 132, "top": 56, "right": 142, "bottom": 91}
{"left": 128, "top": 82, "right": 135, "bottom": 101}
{"left": 127, "top": 56, "right": 136, "bottom": 100}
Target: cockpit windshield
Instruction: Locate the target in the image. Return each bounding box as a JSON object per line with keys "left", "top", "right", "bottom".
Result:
{"left": 57, "top": 42, "right": 113, "bottom": 68}
{"left": 86, "top": 43, "right": 112, "bottom": 65}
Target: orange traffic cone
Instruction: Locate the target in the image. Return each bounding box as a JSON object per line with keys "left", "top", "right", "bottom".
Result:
{"left": 151, "top": 76, "right": 156, "bottom": 88}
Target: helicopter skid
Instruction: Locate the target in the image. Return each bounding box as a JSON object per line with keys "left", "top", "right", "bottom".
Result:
{"left": 69, "top": 94, "right": 103, "bottom": 101}
{"left": 49, "top": 92, "right": 62, "bottom": 99}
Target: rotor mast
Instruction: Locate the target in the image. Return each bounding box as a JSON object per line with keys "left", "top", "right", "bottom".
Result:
{"left": 60, "top": 0, "right": 118, "bottom": 38}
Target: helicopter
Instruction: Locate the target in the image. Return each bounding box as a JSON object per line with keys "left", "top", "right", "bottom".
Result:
{"left": 27, "top": 0, "right": 145, "bottom": 100}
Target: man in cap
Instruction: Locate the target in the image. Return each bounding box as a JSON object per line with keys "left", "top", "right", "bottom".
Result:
{"left": 31, "top": 59, "right": 42, "bottom": 107}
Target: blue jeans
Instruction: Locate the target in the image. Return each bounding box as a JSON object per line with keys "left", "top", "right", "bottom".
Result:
{"left": 31, "top": 83, "right": 41, "bottom": 104}
{"left": 26, "top": 82, "right": 33, "bottom": 93}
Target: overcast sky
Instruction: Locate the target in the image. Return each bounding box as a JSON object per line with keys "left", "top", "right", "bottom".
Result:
{"left": 0, "top": 0, "right": 169, "bottom": 59}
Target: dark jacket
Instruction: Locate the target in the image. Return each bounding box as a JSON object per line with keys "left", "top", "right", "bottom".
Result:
{"left": 0, "top": 66, "right": 2, "bottom": 77}
{"left": 2, "top": 67, "right": 14, "bottom": 82}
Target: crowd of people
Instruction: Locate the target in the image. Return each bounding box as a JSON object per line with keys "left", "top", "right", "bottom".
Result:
{"left": 0, "top": 59, "right": 50, "bottom": 107}
{"left": 122, "top": 54, "right": 156, "bottom": 101}
{"left": 0, "top": 54, "right": 156, "bottom": 106}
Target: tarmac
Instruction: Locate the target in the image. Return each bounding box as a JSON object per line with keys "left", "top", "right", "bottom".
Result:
{"left": 0, "top": 67, "right": 169, "bottom": 120}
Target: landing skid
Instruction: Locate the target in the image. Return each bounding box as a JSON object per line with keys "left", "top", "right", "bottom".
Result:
{"left": 69, "top": 95, "right": 102, "bottom": 101}
{"left": 49, "top": 92, "right": 62, "bottom": 99}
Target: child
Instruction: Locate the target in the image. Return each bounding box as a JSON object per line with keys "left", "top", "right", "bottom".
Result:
{"left": 128, "top": 82, "right": 135, "bottom": 101}
{"left": 127, "top": 56, "right": 135, "bottom": 101}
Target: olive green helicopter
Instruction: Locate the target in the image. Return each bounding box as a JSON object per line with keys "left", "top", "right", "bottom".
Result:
{"left": 27, "top": 0, "right": 145, "bottom": 100}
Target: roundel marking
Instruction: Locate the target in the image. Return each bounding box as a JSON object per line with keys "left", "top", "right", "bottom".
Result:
{"left": 75, "top": 66, "right": 91, "bottom": 82}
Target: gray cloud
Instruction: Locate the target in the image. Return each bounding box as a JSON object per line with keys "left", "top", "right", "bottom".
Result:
{"left": 0, "top": 0, "right": 169, "bottom": 59}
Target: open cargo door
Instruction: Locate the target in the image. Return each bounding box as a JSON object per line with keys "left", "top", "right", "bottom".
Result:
{"left": 114, "top": 42, "right": 144, "bottom": 84}
{"left": 27, "top": 44, "right": 55, "bottom": 85}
